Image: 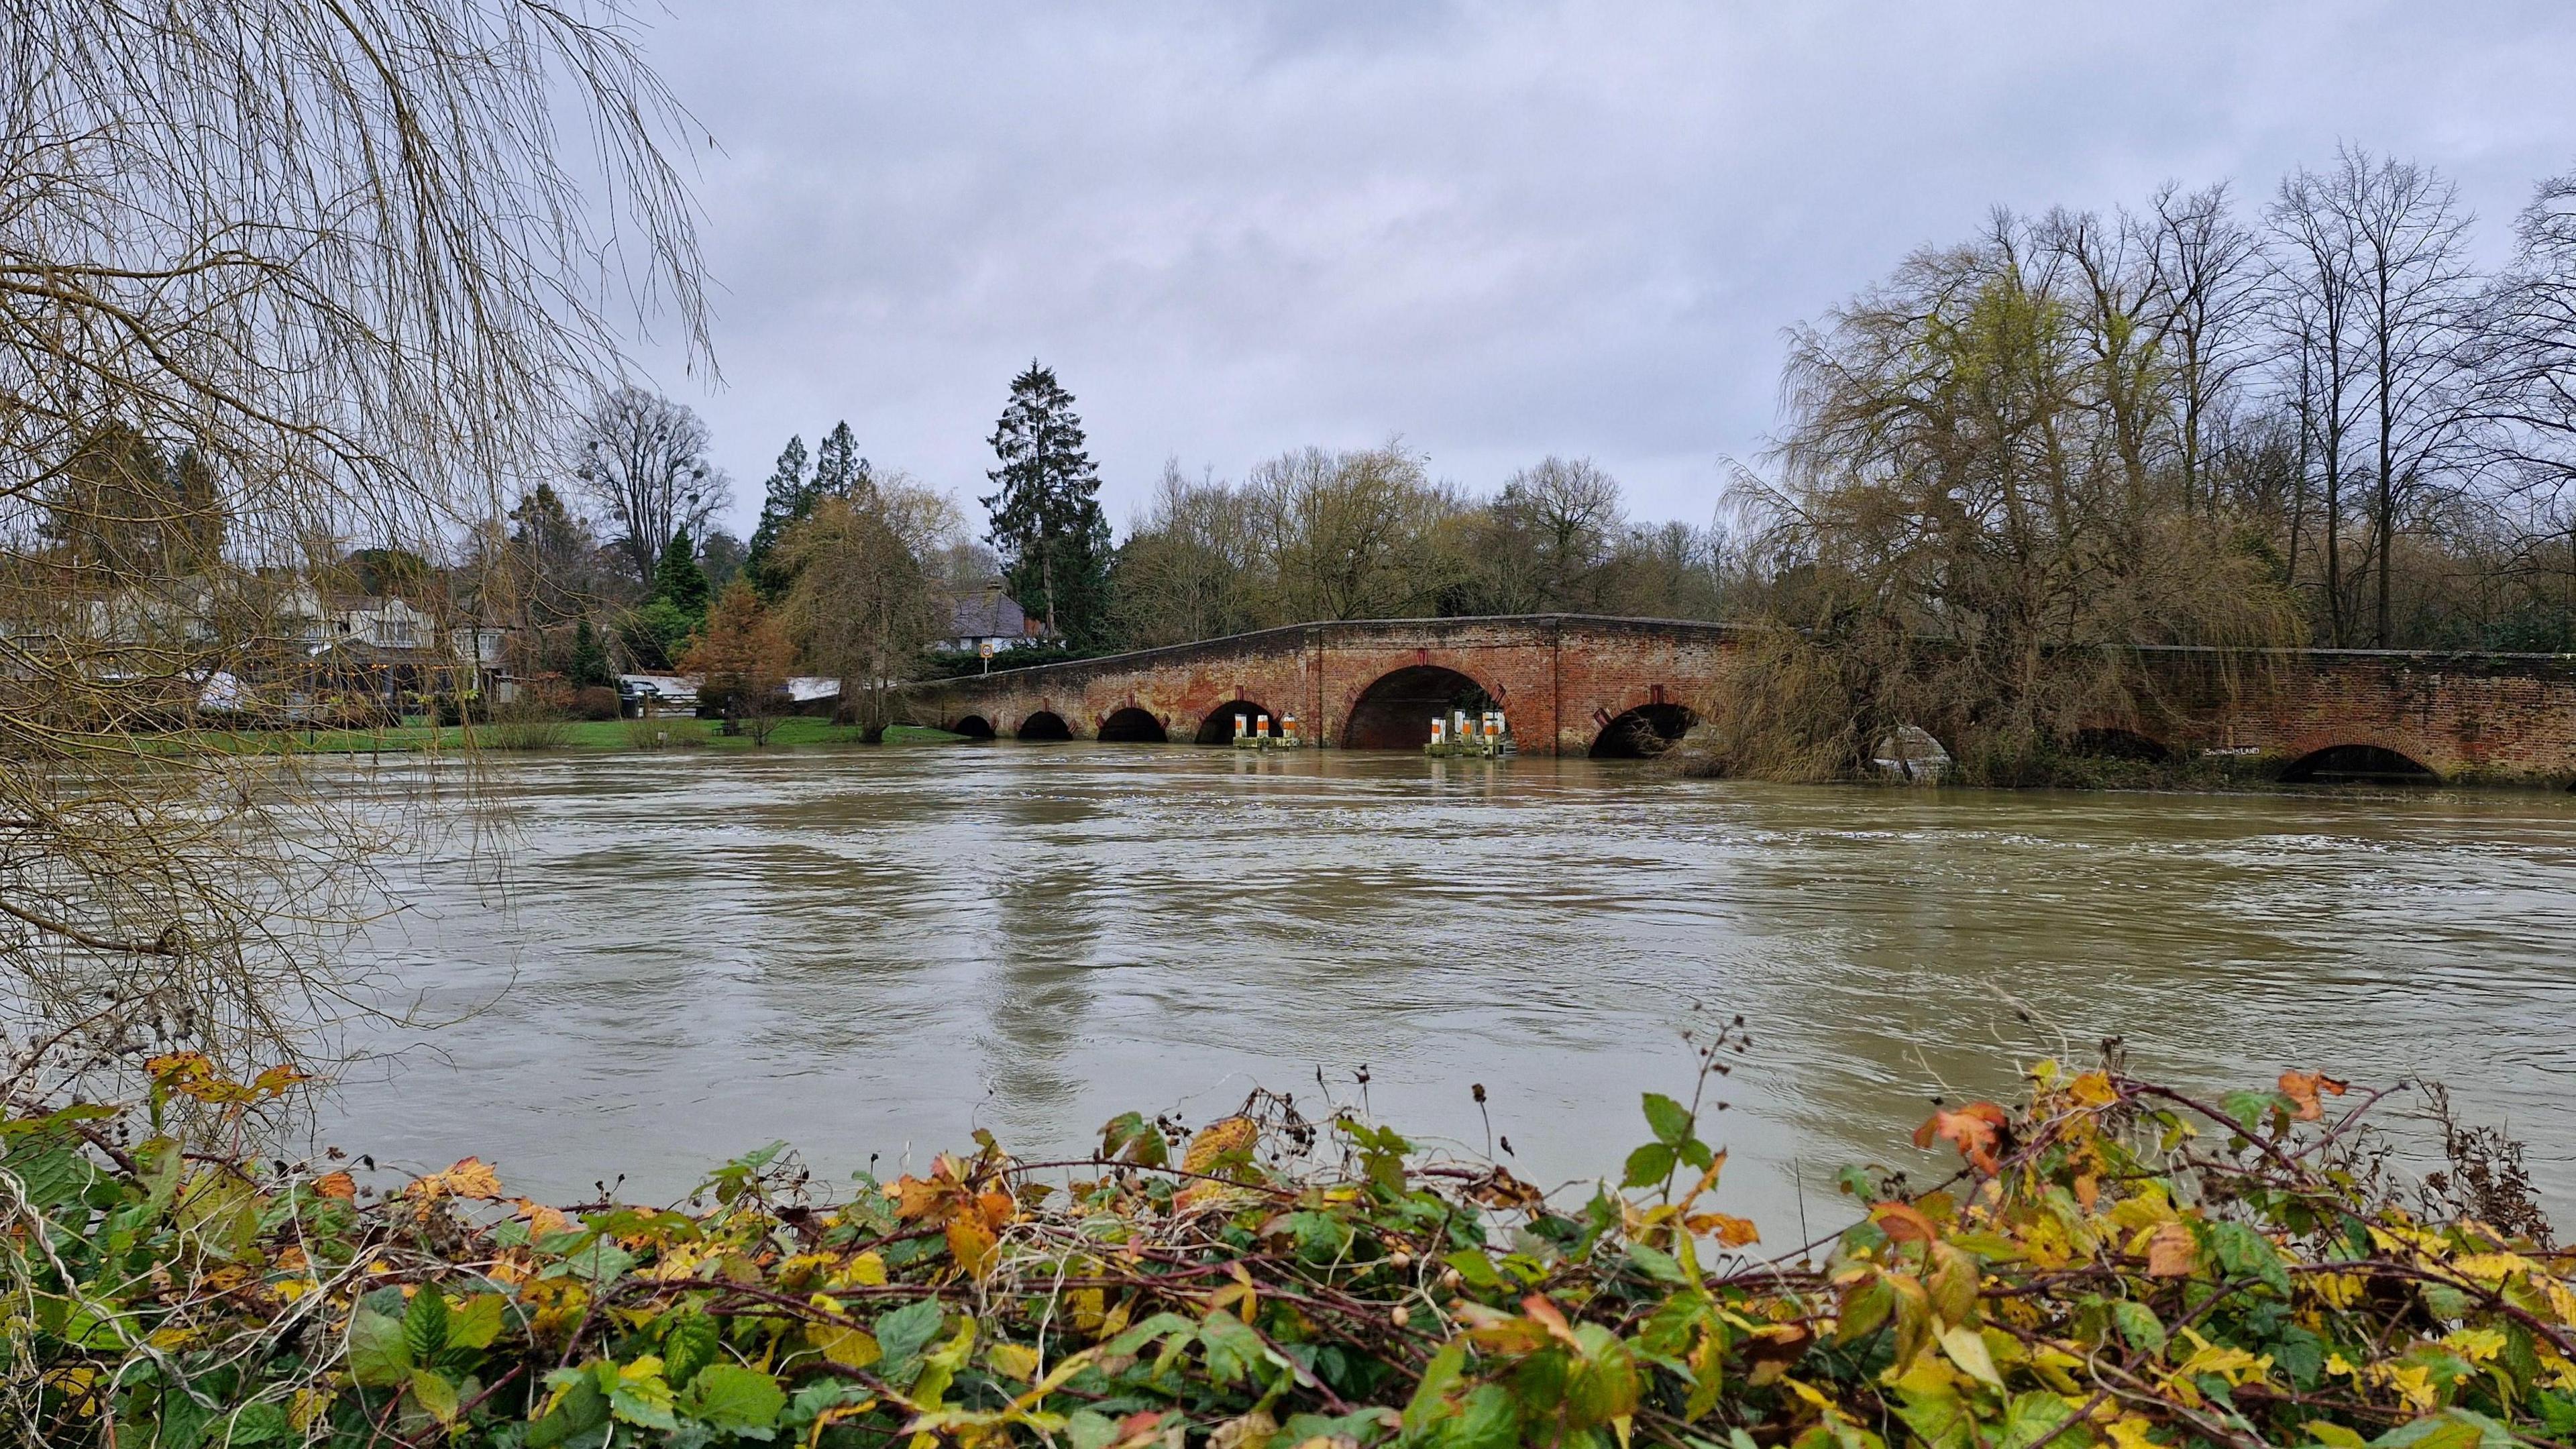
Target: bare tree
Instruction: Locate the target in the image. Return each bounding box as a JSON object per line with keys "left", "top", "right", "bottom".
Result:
{"left": 2481, "top": 169, "right": 2576, "bottom": 618}
{"left": 2145, "top": 184, "right": 2269, "bottom": 512}
{"left": 569, "top": 385, "right": 731, "bottom": 586}
{"left": 1491, "top": 457, "right": 1626, "bottom": 610}
{"left": 2341, "top": 150, "right": 2483, "bottom": 647}
{"left": 2268, "top": 168, "right": 2370, "bottom": 642}
{"left": 1, "top": 0, "right": 706, "bottom": 1085}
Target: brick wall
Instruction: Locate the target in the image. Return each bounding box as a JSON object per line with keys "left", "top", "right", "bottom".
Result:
{"left": 912, "top": 620, "right": 2576, "bottom": 782}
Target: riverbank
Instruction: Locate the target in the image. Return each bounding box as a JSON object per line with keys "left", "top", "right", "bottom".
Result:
{"left": 11, "top": 1057, "right": 2569, "bottom": 1446}
{"left": 191, "top": 717, "right": 972, "bottom": 755}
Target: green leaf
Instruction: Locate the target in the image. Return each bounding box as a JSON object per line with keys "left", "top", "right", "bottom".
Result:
{"left": 1102, "top": 1310, "right": 1195, "bottom": 1358}
{"left": 2273, "top": 1324, "right": 2325, "bottom": 1388}
{"left": 1100, "top": 1112, "right": 1168, "bottom": 1167}
{"left": 526, "top": 1372, "right": 608, "bottom": 1449}
{"left": 1621, "top": 1142, "right": 1676, "bottom": 1189}
{"left": 223, "top": 1402, "right": 294, "bottom": 1446}
{"left": 446, "top": 1292, "right": 506, "bottom": 1352}
{"left": 1642, "top": 1093, "right": 1694, "bottom": 1146}
{"left": 1893, "top": 1377, "right": 1974, "bottom": 1449}
{"left": 2108, "top": 1299, "right": 2165, "bottom": 1356}
{"left": 1837, "top": 1275, "right": 1895, "bottom": 1346}
{"left": 347, "top": 1308, "right": 411, "bottom": 1387}
{"left": 2369, "top": 1410, "right": 2506, "bottom": 1449}
{"left": 1444, "top": 1248, "right": 1505, "bottom": 1292}
{"left": 409, "top": 1368, "right": 460, "bottom": 1426}
{"left": 663, "top": 1313, "right": 719, "bottom": 1388}
{"left": 1068, "top": 1409, "right": 1122, "bottom": 1449}
{"left": 1996, "top": 1391, "right": 2074, "bottom": 1449}
{"left": 544, "top": 1236, "right": 635, "bottom": 1285}
{"left": 1197, "top": 1309, "right": 1272, "bottom": 1387}
{"left": 1281, "top": 1408, "right": 1401, "bottom": 1449}
{"left": 873, "top": 1298, "right": 945, "bottom": 1384}
{"left": 1403, "top": 1341, "right": 1468, "bottom": 1436}
{"left": 1624, "top": 1243, "right": 1688, "bottom": 1284}
{"left": 605, "top": 1360, "right": 680, "bottom": 1431}
{"left": 401, "top": 1287, "right": 449, "bottom": 1364}
{"left": 1449, "top": 1385, "right": 1519, "bottom": 1449}
{"left": 150, "top": 1382, "right": 213, "bottom": 1449}
{"left": 2207, "top": 1221, "right": 2292, "bottom": 1297}
{"left": 682, "top": 1363, "right": 787, "bottom": 1437}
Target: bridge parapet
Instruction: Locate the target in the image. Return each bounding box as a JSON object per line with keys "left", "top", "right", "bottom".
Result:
{"left": 901, "top": 616, "right": 2576, "bottom": 781}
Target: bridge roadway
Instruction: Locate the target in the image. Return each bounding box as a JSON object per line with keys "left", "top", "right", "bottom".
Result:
{"left": 902, "top": 614, "right": 2576, "bottom": 782}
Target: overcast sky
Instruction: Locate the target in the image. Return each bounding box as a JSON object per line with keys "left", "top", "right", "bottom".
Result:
{"left": 617, "top": 1, "right": 2576, "bottom": 540}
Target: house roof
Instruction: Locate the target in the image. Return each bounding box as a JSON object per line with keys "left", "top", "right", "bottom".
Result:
{"left": 947, "top": 588, "right": 1041, "bottom": 639}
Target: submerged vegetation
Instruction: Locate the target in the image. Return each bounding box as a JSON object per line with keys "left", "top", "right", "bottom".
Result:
{"left": 5, "top": 1034, "right": 2569, "bottom": 1448}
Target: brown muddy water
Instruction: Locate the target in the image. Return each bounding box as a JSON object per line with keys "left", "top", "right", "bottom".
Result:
{"left": 319, "top": 745, "right": 2576, "bottom": 1228}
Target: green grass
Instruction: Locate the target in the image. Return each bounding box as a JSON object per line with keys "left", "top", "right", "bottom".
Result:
{"left": 187, "top": 716, "right": 969, "bottom": 756}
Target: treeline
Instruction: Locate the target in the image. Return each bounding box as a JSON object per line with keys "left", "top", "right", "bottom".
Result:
{"left": 1110, "top": 448, "right": 1731, "bottom": 647}
{"left": 476, "top": 370, "right": 1737, "bottom": 714}
{"left": 1704, "top": 148, "right": 2576, "bottom": 783}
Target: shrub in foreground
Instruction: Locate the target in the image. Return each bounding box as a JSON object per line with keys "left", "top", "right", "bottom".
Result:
{"left": 1, "top": 1046, "right": 2569, "bottom": 1448}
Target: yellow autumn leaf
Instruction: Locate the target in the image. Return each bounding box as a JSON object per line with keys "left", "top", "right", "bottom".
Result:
{"left": 2444, "top": 1327, "right": 2508, "bottom": 1362}
{"left": 1183, "top": 1116, "right": 1258, "bottom": 1175}
{"left": 2103, "top": 1415, "right": 2159, "bottom": 1449}
{"left": 1936, "top": 1322, "right": 2003, "bottom": 1389}
{"left": 2068, "top": 1071, "right": 2118, "bottom": 1108}
{"left": 833, "top": 1251, "right": 888, "bottom": 1288}
{"left": 988, "top": 1342, "right": 1041, "bottom": 1382}
{"left": 1066, "top": 1288, "right": 1105, "bottom": 1334}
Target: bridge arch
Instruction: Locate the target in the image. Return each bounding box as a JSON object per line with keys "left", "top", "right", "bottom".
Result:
{"left": 1193, "top": 700, "right": 1274, "bottom": 745}
{"left": 1097, "top": 706, "right": 1168, "bottom": 743}
{"left": 1344, "top": 664, "right": 1497, "bottom": 750}
{"left": 1016, "top": 710, "right": 1073, "bottom": 742}
{"left": 2279, "top": 742, "right": 2438, "bottom": 784}
{"left": 1589, "top": 702, "right": 1697, "bottom": 758}
{"left": 951, "top": 714, "right": 996, "bottom": 739}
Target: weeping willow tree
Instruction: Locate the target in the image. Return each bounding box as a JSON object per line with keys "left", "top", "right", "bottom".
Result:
{"left": 1712, "top": 210, "right": 2302, "bottom": 783}
{"left": 0, "top": 1, "right": 708, "bottom": 1091}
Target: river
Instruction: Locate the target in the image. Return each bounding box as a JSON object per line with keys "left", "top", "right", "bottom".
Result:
{"left": 319, "top": 744, "right": 2576, "bottom": 1228}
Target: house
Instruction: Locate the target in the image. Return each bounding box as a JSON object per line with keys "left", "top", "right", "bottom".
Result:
{"left": 938, "top": 582, "right": 1052, "bottom": 654}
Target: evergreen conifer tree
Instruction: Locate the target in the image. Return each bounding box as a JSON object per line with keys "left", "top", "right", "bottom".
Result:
{"left": 745, "top": 434, "right": 808, "bottom": 593}
{"left": 650, "top": 529, "right": 712, "bottom": 619}
{"left": 567, "top": 619, "right": 612, "bottom": 688}
{"left": 747, "top": 423, "right": 875, "bottom": 598}
{"left": 981, "top": 362, "right": 1110, "bottom": 645}
{"left": 810, "top": 421, "right": 871, "bottom": 500}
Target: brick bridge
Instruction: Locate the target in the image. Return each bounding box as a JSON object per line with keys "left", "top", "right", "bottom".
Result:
{"left": 904, "top": 614, "right": 2576, "bottom": 783}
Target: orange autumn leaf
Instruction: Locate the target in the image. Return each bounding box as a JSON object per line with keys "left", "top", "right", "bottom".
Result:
{"left": 407, "top": 1157, "right": 502, "bottom": 1201}
{"left": 513, "top": 1197, "right": 573, "bottom": 1238}
{"left": 947, "top": 1217, "right": 998, "bottom": 1277}
{"left": 1687, "top": 1210, "right": 1762, "bottom": 1248}
{"left": 2145, "top": 1222, "right": 2198, "bottom": 1277}
{"left": 2277, "top": 1070, "right": 2349, "bottom": 1122}
{"left": 1914, "top": 1102, "right": 2010, "bottom": 1173}
{"left": 1871, "top": 1200, "right": 1942, "bottom": 1246}
{"left": 312, "top": 1171, "right": 356, "bottom": 1201}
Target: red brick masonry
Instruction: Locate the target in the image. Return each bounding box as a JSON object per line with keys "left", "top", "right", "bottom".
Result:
{"left": 909, "top": 616, "right": 2576, "bottom": 782}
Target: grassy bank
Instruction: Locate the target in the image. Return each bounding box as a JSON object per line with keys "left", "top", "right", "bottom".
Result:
{"left": 5, "top": 1047, "right": 2570, "bottom": 1448}
{"left": 191, "top": 718, "right": 971, "bottom": 755}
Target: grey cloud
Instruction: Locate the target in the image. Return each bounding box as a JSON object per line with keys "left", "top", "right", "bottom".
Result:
{"left": 619, "top": 1, "right": 2576, "bottom": 536}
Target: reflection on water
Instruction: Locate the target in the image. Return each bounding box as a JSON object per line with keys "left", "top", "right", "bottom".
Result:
{"left": 323, "top": 746, "right": 2576, "bottom": 1224}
